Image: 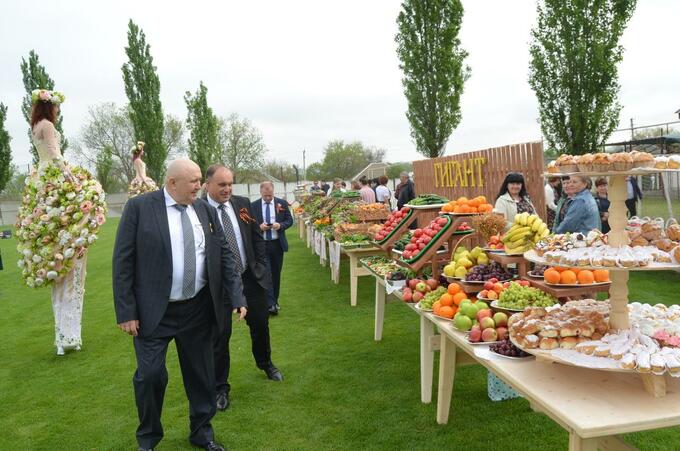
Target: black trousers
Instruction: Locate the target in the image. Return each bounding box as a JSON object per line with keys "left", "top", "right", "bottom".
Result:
{"left": 132, "top": 288, "right": 216, "bottom": 449}
{"left": 625, "top": 199, "right": 637, "bottom": 218}
{"left": 213, "top": 268, "right": 272, "bottom": 395}
{"left": 265, "top": 240, "right": 285, "bottom": 308}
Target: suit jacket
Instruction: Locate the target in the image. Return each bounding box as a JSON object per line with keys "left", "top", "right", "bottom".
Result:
{"left": 251, "top": 197, "right": 293, "bottom": 252}
{"left": 203, "top": 193, "right": 272, "bottom": 290}
{"left": 112, "top": 189, "right": 246, "bottom": 337}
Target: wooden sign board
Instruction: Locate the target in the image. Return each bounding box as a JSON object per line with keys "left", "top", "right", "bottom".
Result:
{"left": 411, "top": 142, "right": 546, "bottom": 222}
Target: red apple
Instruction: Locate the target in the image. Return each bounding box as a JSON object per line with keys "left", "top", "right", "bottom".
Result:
{"left": 469, "top": 326, "right": 482, "bottom": 342}
{"left": 493, "top": 312, "right": 508, "bottom": 327}
{"left": 483, "top": 280, "right": 494, "bottom": 291}
{"left": 492, "top": 283, "right": 504, "bottom": 294}
{"left": 412, "top": 291, "right": 424, "bottom": 303}
{"left": 503, "top": 281, "right": 511, "bottom": 289}
{"left": 415, "top": 282, "right": 428, "bottom": 293}
{"left": 476, "top": 309, "right": 493, "bottom": 323}
{"left": 426, "top": 279, "right": 439, "bottom": 290}
{"left": 408, "top": 279, "right": 420, "bottom": 290}
{"left": 480, "top": 316, "right": 495, "bottom": 330}
{"left": 496, "top": 327, "right": 508, "bottom": 341}
{"left": 482, "top": 328, "right": 498, "bottom": 342}
{"left": 402, "top": 290, "right": 413, "bottom": 302}
{"left": 486, "top": 290, "right": 498, "bottom": 300}
{"left": 489, "top": 277, "right": 499, "bottom": 284}
{"left": 479, "top": 289, "right": 488, "bottom": 298}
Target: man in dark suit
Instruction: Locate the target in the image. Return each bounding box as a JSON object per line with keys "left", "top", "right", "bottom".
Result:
{"left": 113, "top": 159, "right": 247, "bottom": 451}
{"left": 203, "top": 165, "right": 284, "bottom": 412}
{"left": 252, "top": 181, "right": 293, "bottom": 315}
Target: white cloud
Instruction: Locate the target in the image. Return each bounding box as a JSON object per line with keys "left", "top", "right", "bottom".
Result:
{"left": 1, "top": 0, "right": 678, "bottom": 172}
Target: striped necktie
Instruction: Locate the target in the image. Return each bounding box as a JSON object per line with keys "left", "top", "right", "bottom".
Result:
{"left": 218, "top": 204, "right": 244, "bottom": 274}
{"left": 173, "top": 204, "right": 195, "bottom": 299}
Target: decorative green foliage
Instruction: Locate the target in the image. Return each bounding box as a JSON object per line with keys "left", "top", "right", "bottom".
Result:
{"left": 20, "top": 50, "right": 68, "bottom": 162}
{"left": 184, "top": 81, "right": 220, "bottom": 177}
{"left": 396, "top": 0, "right": 470, "bottom": 158}
{"left": 122, "top": 20, "right": 166, "bottom": 181}
{"left": 528, "top": 0, "right": 637, "bottom": 155}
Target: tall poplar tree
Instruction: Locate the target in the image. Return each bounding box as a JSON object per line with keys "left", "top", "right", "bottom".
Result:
{"left": 396, "top": 0, "right": 470, "bottom": 158}
{"left": 184, "top": 82, "right": 220, "bottom": 176}
{"left": 20, "top": 50, "right": 68, "bottom": 163}
{"left": 529, "top": 0, "right": 637, "bottom": 155}
{"left": 0, "top": 103, "right": 12, "bottom": 193}
{"left": 122, "top": 20, "right": 166, "bottom": 181}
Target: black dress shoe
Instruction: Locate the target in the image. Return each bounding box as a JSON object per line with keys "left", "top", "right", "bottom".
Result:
{"left": 203, "top": 441, "right": 225, "bottom": 451}
{"left": 216, "top": 392, "right": 230, "bottom": 411}
{"left": 137, "top": 447, "right": 153, "bottom": 451}
{"left": 268, "top": 305, "right": 279, "bottom": 316}
{"left": 264, "top": 365, "right": 284, "bottom": 381}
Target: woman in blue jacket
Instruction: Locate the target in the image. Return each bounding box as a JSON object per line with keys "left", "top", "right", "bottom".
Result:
{"left": 554, "top": 175, "right": 600, "bottom": 234}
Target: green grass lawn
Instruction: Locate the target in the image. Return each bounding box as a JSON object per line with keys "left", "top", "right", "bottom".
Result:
{"left": 1, "top": 218, "right": 680, "bottom": 450}
{"left": 637, "top": 195, "right": 680, "bottom": 220}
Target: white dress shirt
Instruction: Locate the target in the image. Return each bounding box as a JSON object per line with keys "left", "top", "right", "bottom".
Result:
{"left": 207, "top": 194, "right": 248, "bottom": 270}
{"left": 376, "top": 185, "right": 390, "bottom": 202}
{"left": 261, "top": 199, "right": 279, "bottom": 240}
{"left": 164, "top": 188, "right": 207, "bottom": 301}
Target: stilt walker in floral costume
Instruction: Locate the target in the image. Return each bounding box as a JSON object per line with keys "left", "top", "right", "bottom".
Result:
{"left": 127, "top": 141, "right": 157, "bottom": 198}
{"left": 15, "top": 89, "right": 107, "bottom": 355}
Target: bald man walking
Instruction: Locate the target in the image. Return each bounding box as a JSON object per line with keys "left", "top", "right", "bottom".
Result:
{"left": 113, "top": 159, "right": 247, "bottom": 451}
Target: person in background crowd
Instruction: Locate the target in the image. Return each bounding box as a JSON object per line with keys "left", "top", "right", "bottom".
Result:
{"left": 320, "top": 180, "right": 330, "bottom": 195}
{"left": 554, "top": 175, "right": 600, "bottom": 234}
{"left": 309, "top": 181, "right": 322, "bottom": 193}
{"left": 203, "top": 165, "right": 283, "bottom": 413}
{"left": 553, "top": 177, "right": 574, "bottom": 231}
{"left": 626, "top": 176, "right": 643, "bottom": 217}
{"left": 332, "top": 178, "right": 345, "bottom": 194}
{"left": 375, "top": 175, "right": 391, "bottom": 209}
{"left": 341, "top": 181, "right": 347, "bottom": 190}
{"left": 594, "top": 177, "right": 610, "bottom": 234}
{"left": 396, "top": 171, "right": 416, "bottom": 210}
{"left": 252, "top": 181, "right": 294, "bottom": 315}
{"left": 351, "top": 180, "right": 361, "bottom": 191}
{"left": 544, "top": 176, "right": 562, "bottom": 230}
{"left": 359, "top": 176, "right": 376, "bottom": 203}
{"left": 493, "top": 172, "right": 536, "bottom": 230}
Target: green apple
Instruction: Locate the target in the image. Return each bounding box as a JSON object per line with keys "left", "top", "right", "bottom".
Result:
{"left": 475, "top": 301, "right": 489, "bottom": 310}
{"left": 461, "top": 302, "right": 479, "bottom": 319}
{"left": 454, "top": 314, "right": 473, "bottom": 331}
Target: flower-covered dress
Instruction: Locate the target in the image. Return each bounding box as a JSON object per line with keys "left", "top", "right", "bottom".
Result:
{"left": 15, "top": 119, "right": 107, "bottom": 350}
{"left": 127, "top": 157, "right": 157, "bottom": 198}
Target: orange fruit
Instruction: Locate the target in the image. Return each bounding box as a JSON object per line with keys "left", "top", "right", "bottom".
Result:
{"left": 560, "top": 270, "right": 577, "bottom": 284}
{"left": 570, "top": 268, "right": 581, "bottom": 275}
{"left": 593, "top": 269, "right": 610, "bottom": 282}
{"left": 442, "top": 203, "right": 454, "bottom": 213}
{"left": 447, "top": 283, "right": 461, "bottom": 295}
{"left": 577, "top": 270, "right": 595, "bottom": 285}
{"left": 477, "top": 195, "right": 487, "bottom": 204}
{"left": 458, "top": 196, "right": 469, "bottom": 205}
{"left": 469, "top": 198, "right": 481, "bottom": 208}
{"left": 453, "top": 292, "right": 468, "bottom": 306}
{"left": 432, "top": 301, "right": 442, "bottom": 315}
{"left": 544, "top": 268, "right": 561, "bottom": 284}
{"left": 553, "top": 266, "right": 567, "bottom": 273}
{"left": 453, "top": 205, "right": 463, "bottom": 213}
{"left": 439, "top": 293, "right": 454, "bottom": 307}
{"left": 439, "top": 305, "right": 455, "bottom": 319}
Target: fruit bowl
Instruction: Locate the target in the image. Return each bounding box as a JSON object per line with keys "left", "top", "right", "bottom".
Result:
{"left": 465, "top": 332, "right": 503, "bottom": 346}
{"left": 527, "top": 271, "right": 544, "bottom": 279}
{"left": 489, "top": 300, "right": 525, "bottom": 316}
{"left": 414, "top": 301, "right": 432, "bottom": 312}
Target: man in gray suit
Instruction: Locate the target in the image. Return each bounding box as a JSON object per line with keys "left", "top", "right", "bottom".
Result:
{"left": 113, "top": 159, "right": 247, "bottom": 451}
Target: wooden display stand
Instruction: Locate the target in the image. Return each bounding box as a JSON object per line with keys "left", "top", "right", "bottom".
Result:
{"left": 523, "top": 277, "right": 611, "bottom": 300}
{"left": 407, "top": 306, "right": 680, "bottom": 449}
{"left": 487, "top": 252, "right": 529, "bottom": 277}
{"left": 523, "top": 169, "right": 680, "bottom": 397}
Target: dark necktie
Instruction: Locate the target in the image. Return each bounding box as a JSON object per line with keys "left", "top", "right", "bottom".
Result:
{"left": 218, "top": 203, "right": 244, "bottom": 274}
{"left": 265, "top": 201, "right": 273, "bottom": 240}
{"left": 173, "top": 204, "right": 195, "bottom": 299}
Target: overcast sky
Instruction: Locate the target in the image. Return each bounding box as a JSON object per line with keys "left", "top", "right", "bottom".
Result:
{"left": 2, "top": 0, "right": 678, "bottom": 171}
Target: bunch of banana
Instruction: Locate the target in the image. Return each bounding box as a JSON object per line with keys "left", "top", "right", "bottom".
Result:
{"left": 502, "top": 213, "right": 550, "bottom": 254}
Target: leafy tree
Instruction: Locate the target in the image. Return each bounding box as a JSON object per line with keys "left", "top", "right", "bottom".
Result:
{"left": 94, "top": 145, "right": 117, "bottom": 193}
{"left": 122, "top": 19, "right": 166, "bottom": 181}
{"left": 386, "top": 162, "right": 413, "bottom": 179}
{"left": 0, "top": 103, "right": 11, "bottom": 193}
{"left": 218, "top": 113, "right": 266, "bottom": 181}
{"left": 396, "top": 0, "right": 470, "bottom": 158}
{"left": 263, "top": 159, "right": 297, "bottom": 182}
{"left": 0, "top": 165, "right": 26, "bottom": 198}
{"left": 20, "top": 50, "right": 68, "bottom": 162}
{"left": 164, "top": 114, "right": 186, "bottom": 159}
{"left": 312, "top": 140, "right": 385, "bottom": 180}
{"left": 305, "top": 162, "right": 324, "bottom": 181}
{"left": 529, "top": 0, "right": 637, "bottom": 155}
{"left": 184, "top": 82, "right": 220, "bottom": 176}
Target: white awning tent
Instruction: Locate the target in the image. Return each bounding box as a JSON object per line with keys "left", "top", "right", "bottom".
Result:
{"left": 352, "top": 162, "right": 390, "bottom": 181}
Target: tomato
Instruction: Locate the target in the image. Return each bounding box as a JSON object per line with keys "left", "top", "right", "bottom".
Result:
{"left": 414, "top": 229, "right": 423, "bottom": 237}
{"left": 422, "top": 235, "right": 432, "bottom": 244}
{"left": 402, "top": 207, "right": 410, "bottom": 213}
{"left": 436, "top": 217, "right": 448, "bottom": 227}
{"left": 418, "top": 242, "right": 426, "bottom": 250}
{"left": 425, "top": 228, "right": 437, "bottom": 237}
{"left": 405, "top": 243, "right": 416, "bottom": 251}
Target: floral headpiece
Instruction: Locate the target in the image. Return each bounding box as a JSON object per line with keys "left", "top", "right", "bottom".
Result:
{"left": 31, "top": 89, "right": 65, "bottom": 105}
{"left": 131, "top": 141, "right": 145, "bottom": 154}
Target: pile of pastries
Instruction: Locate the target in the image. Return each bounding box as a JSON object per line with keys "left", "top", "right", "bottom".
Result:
{"left": 548, "top": 151, "right": 655, "bottom": 173}
{"left": 535, "top": 230, "right": 606, "bottom": 255}
{"left": 509, "top": 300, "right": 609, "bottom": 351}
{"left": 628, "top": 218, "right": 680, "bottom": 253}
{"left": 573, "top": 328, "right": 680, "bottom": 376}
{"left": 653, "top": 155, "right": 680, "bottom": 169}
{"left": 543, "top": 245, "right": 674, "bottom": 268}
{"left": 629, "top": 302, "right": 680, "bottom": 346}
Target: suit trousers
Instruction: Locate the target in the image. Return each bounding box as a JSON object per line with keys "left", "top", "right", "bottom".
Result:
{"left": 265, "top": 239, "right": 284, "bottom": 308}
{"left": 132, "top": 287, "right": 216, "bottom": 449}
{"left": 213, "top": 268, "right": 272, "bottom": 395}
{"left": 625, "top": 198, "right": 637, "bottom": 218}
